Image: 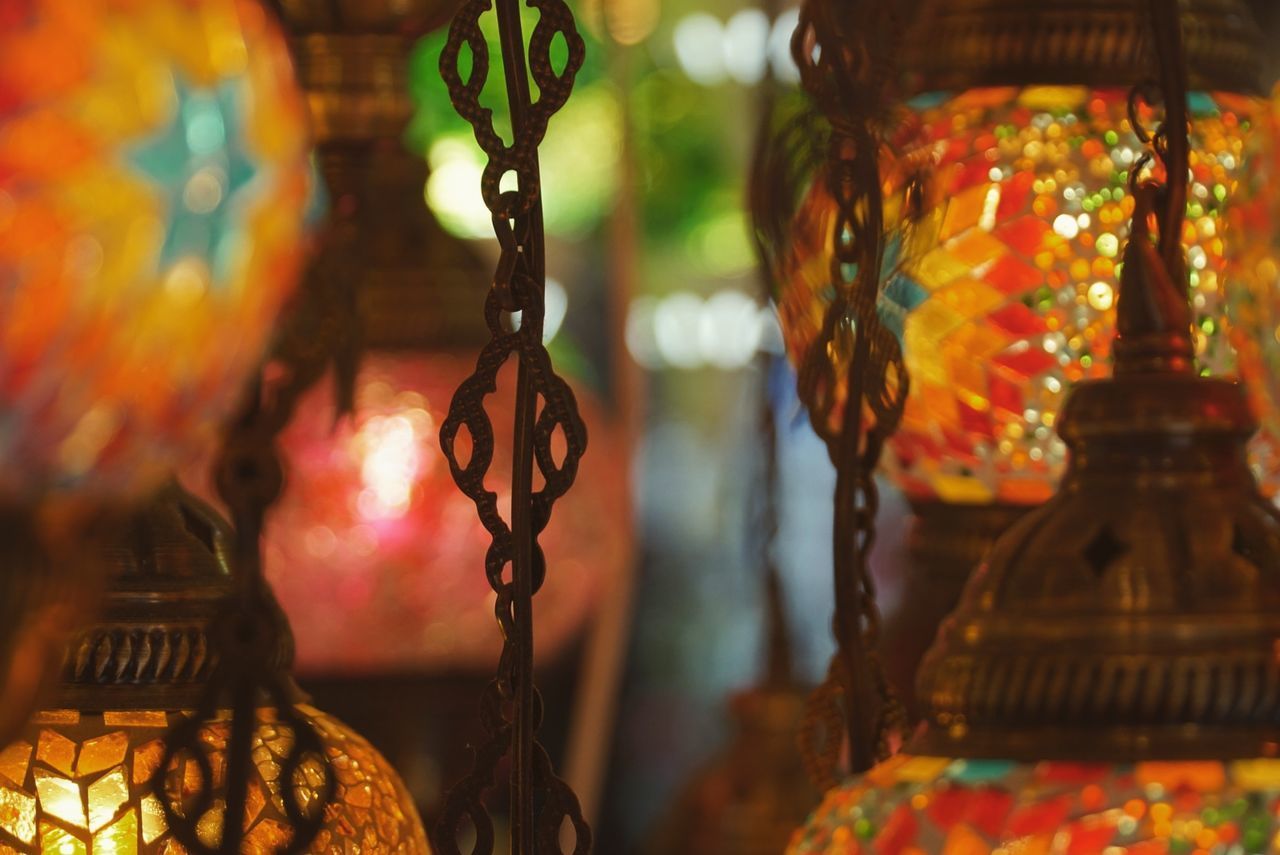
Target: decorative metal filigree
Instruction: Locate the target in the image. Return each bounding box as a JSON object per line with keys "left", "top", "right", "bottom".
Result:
{"left": 790, "top": 0, "right": 910, "bottom": 785}
{"left": 147, "top": 98, "right": 360, "bottom": 854}
{"left": 432, "top": 0, "right": 590, "bottom": 853}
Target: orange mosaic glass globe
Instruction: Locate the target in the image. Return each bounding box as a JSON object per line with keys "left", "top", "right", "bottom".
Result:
{"left": 778, "top": 87, "right": 1280, "bottom": 503}
{"left": 0, "top": 706, "right": 430, "bottom": 853}
{"left": 0, "top": 0, "right": 314, "bottom": 499}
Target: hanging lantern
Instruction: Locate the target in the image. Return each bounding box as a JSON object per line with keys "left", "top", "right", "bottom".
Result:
{"left": 264, "top": 353, "right": 623, "bottom": 673}
{"left": 247, "top": 2, "right": 623, "bottom": 676}
{"left": 789, "top": 234, "right": 1280, "bottom": 846}
{"left": 789, "top": 3, "right": 1280, "bottom": 843}
{"left": 0, "top": 0, "right": 314, "bottom": 500}
{"left": 773, "top": 0, "right": 1273, "bottom": 711}
{"left": 0, "top": 486, "right": 430, "bottom": 854}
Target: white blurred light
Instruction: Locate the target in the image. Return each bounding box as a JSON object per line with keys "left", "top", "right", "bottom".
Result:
{"left": 723, "top": 9, "right": 770, "bottom": 85}
{"left": 544, "top": 278, "right": 569, "bottom": 343}
{"left": 699, "top": 290, "right": 762, "bottom": 368}
{"left": 626, "top": 296, "right": 663, "bottom": 369}
{"left": 768, "top": 8, "right": 801, "bottom": 83}
{"left": 673, "top": 13, "right": 727, "bottom": 85}
{"left": 425, "top": 138, "right": 492, "bottom": 239}
{"left": 654, "top": 292, "right": 705, "bottom": 368}
{"left": 629, "top": 290, "right": 774, "bottom": 370}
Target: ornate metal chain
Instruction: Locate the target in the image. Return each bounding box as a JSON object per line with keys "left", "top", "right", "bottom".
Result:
{"left": 790, "top": 0, "right": 909, "bottom": 786}
{"left": 150, "top": 241, "right": 356, "bottom": 853}
{"left": 1128, "top": 0, "right": 1190, "bottom": 275}
{"left": 433, "top": 0, "right": 590, "bottom": 853}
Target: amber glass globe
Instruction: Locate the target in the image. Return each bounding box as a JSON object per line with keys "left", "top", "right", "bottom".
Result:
{"left": 789, "top": 754, "right": 1280, "bottom": 854}
{"left": 778, "top": 86, "right": 1278, "bottom": 503}
{"left": 0, "top": 705, "right": 430, "bottom": 854}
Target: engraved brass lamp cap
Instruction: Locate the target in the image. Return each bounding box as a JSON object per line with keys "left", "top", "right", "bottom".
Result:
{"left": 901, "top": 0, "right": 1265, "bottom": 95}
{"left": 56, "top": 485, "right": 295, "bottom": 712}
{"left": 914, "top": 189, "right": 1280, "bottom": 762}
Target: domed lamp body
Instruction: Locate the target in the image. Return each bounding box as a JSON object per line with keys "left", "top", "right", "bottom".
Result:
{"left": 0, "top": 0, "right": 314, "bottom": 500}
{"left": 776, "top": 0, "right": 1277, "bottom": 711}
{"left": 265, "top": 353, "right": 625, "bottom": 673}
{"left": 789, "top": 154, "right": 1280, "bottom": 852}
{"left": 247, "top": 8, "right": 625, "bottom": 674}
{"left": 0, "top": 488, "right": 431, "bottom": 854}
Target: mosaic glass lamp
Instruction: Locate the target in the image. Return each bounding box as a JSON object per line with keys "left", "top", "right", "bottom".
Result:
{"left": 776, "top": 0, "right": 1274, "bottom": 712}
{"left": 265, "top": 353, "right": 625, "bottom": 673}
{"left": 788, "top": 133, "right": 1280, "bottom": 853}
{"left": 232, "top": 3, "right": 626, "bottom": 675}
{"left": 0, "top": 485, "right": 431, "bottom": 854}
{"left": 0, "top": 0, "right": 314, "bottom": 500}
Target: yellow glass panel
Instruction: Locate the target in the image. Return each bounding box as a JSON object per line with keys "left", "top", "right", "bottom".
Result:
{"left": 936, "top": 278, "right": 1005, "bottom": 319}
{"left": 33, "top": 769, "right": 86, "bottom": 830}
{"left": 195, "top": 801, "right": 224, "bottom": 849}
{"left": 1016, "top": 85, "right": 1089, "bottom": 110}
{"left": 163, "top": 839, "right": 189, "bottom": 855}
{"left": 932, "top": 474, "right": 996, "bottom": 504}
{"left": 131, "top": 740, "right": 164, "bottom": 787}
{"left": 913, "top": 247, "right": 972, "bottom": 291}
{"left": 894, "top": 756, "right": 952, "bottom": 783}
{"left": 102, "top": 711, "right": 169, "bottom": 728}
{"left": 1231, "top": 759, "right": 1280, "bottom": 789}
{"left": 35, "top": 731, "right": 76, "bottom": 778}
{"left": 946, "top": 230, "right": 1007, "bottom": 271}
{"left": 0, "top": 784, "right": 36, "bottom": 844}
{"left": 31, "top": 712, "right": 80, "bottom": 726}
{"left": 140, "top": 794, "right": 167, "bottom": 845}
{"left": 38, "top": 820, "right": 86, "bottom": 855}
{"left": 87, "top": 767, "right": 128, "bottom": 832}
{"left": 244, "top": 818, "right": 291, "bottom": 854}
{"left": 75, "top": 733, "right": 128, "bottom": 778}
{"left": 0, "top": 742, "right": 32, "bottom": 787}
{"left": 939, "top": 182, "right": 991, "bottom": 242}
{"left": 92, "top": 807, "right": 137, "bottom": 854}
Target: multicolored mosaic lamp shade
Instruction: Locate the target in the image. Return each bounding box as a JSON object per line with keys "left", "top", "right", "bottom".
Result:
{"left": 778, "top": 86, "right": 1280, "bottom": 504}
{"left": 788, "top": 754, "right": 1280, "bottom": 855}
{"left": 260, "top": 353, "right": 626, "bottom": 674}
{"left": 0, "top": 0, "right": 314, "bottom": 499}
{"left": 0, "top": 706, "right": 429, "bottom": 854}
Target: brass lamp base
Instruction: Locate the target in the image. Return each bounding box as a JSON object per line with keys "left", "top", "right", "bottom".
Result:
{"left": 881, "top": 500, "right": 1031, "bottom": 718}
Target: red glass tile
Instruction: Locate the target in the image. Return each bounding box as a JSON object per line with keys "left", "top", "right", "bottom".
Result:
{"left": 1006, "top": 795, "right": 1073, "bottom": 838}
{"left": 954, "top": 156, "right": 993, "bottom": 193}
{"left": 926, "top": 788, "right": 974, "bottom": 831}
{"left": 995, "top": 216, "right": 1052, "bottom": 257}
{"left": 996, "top": 172, "right": 1035, "bottom": 223}
{"left": 988, "top": 372, "right": 1024, "bottom": 418}
{"left": 993, "top": 346, "right": 1057, "bottom": 379}
{"left": 1063, "top": 820, "right": 1117, "bottom": 855}
{"left": 875, "top": 803, "right": 918, "bottom": 855}
{"left": 983, "top": 256, "right": 1043, "bottom": 297}
{"left": 957, "top": 401, "right": 994, "bottom": 439}
{"left": 988, "top": 303, "right": 1048, "bottom": 337}
{"left": 967, "top": 788, "right": 1014, "bottom": 839}
{"left": 1037, "top": 764, "right": 1115, "bottom": 785}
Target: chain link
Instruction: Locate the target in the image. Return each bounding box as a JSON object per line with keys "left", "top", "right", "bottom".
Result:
{"left": 790, "top": 0, "right": 909, "bottom": 787}
{"left": 433, "top": 0, "right": 590, "bottom": 853}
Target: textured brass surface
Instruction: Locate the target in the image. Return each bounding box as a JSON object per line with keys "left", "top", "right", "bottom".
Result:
{"left": 53, "top": 486, "right": 295, "bottom": 712}
{"left": 914, "top": 180, "right": 1280, "bottom": 761}
{"left": 902, "top": 0, "right": 1264, "bottom": 94}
